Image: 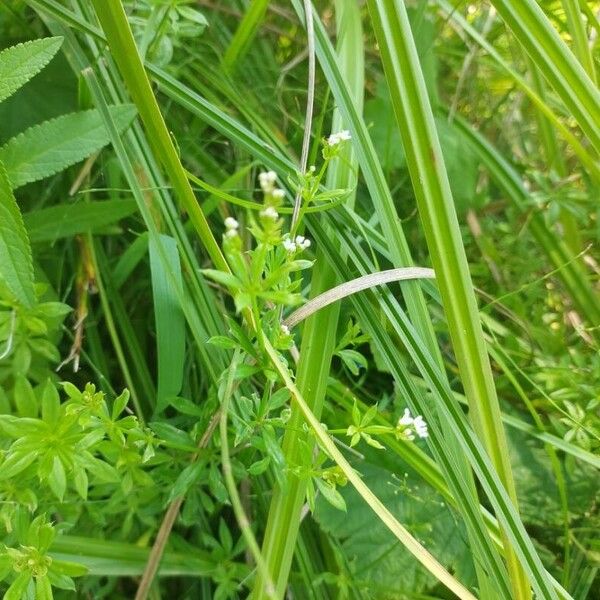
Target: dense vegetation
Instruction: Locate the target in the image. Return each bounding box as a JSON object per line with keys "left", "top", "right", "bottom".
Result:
{"left": 0, "top": 1, "right": 598, "bottom": 598}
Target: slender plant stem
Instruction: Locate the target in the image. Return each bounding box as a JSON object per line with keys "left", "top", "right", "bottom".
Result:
{"left": 291, "top": 0, "right": 315, "bottom": 231}
{"left": 220, "top": 349, "right": 276, "bottom": 599}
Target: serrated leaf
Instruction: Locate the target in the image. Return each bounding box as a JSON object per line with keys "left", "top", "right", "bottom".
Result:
{"left": 0, "top": 161, "right": 35, "bottom": 307}
{"left": 0, "top": 37, "right": 63, "bottom": 104}
{"left": 0, "top": 105, "right": 137, "bottom": 188}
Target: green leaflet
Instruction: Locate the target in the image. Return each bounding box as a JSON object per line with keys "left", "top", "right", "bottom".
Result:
{"left": 0, "top": 37, "right": 63, "bottom": 104}
{"left": 0, "top": 105, "right": 137, "bottom": 188}
{"left": 23, "top": 199, "right": 138, "bottom": 243}
{"left": 0, "top": 161, "right": 35, "bottom": 307}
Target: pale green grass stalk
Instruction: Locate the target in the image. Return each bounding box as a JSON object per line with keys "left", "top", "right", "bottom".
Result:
{"left": 261, "top": 337, "right": 478, "bottom": 600}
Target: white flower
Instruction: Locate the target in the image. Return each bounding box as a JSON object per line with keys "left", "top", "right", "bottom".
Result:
{"left": 413, "top": 415, "right": 428, "bottom": 438}
{"left": 280, "top": 324, "right": 290, "bottom": 336}
{"left": 326, "top": 130, "right": 352, "bottom": 146}
{"left": 282, "top": 234, "right": 311, "bottom": 253}
{"left": 260, "top": 206, "right": 279, "bottom": 219}
{"left": 397, "top": 408, "right": 428, "bottom": 440}
{"left": 282, "top": 238, "right": 296, "bottom": 253}
{"left": 224, "top": 228, "right": 238, "bottom": 238}
{"left": 309, "top": 165, "right": 316, "bottom": 173}
{"left": 224, "top": 217, "right": 239, "bottom": 230}
{"left": 272, "top": 188, "right": 285, "bottom": 200}
{"left": 398, "top": 408, "right": 413, "bottom": 426}
{"left": 295, "top": 235, "right": 311, "bottom": 250}
{"left": 259, "top": 170, "right": 277, "bottom": 192}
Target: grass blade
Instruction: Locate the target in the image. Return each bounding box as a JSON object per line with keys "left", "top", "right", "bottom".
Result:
{"left": 489, "top": 0, "right": 600, "bottom": 153}
{"left": 365, "top": 1, "right": 529, "bottom": 596}
{"left": 149, "top": 234, "right": 185, "bottom": 411}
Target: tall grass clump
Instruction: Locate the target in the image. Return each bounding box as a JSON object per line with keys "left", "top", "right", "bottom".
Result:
{"left": 0, "top": 1, "right": 598, "bottom": 599}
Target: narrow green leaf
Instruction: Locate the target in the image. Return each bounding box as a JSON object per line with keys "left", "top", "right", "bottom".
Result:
{"left": 0, "top": 161, "right": 35, "bottom": 307}
{"left": 0, "top": 105, "right": 137, "bottom": 188}
{"left": 14, "top": 374, "right": 37, "bottom": 417}
{"left": 4, "top": 571, "right": 32, "bottom": 600}
{"left": 34, "top": 575, "right": 53, "bottom": 600}
{"left": 149, "top": 235, "right": 185, "bottom": 411}
{"left": 48, "top": 456, "right": 67, "bottom": 501}
{"left": 50, "top": 535, "right": 215, "bottom": 577}
{"left": 222, "top": 0, "right": 269, "bottom": 71}
{"left": 365, "top": 2, "right": 531, "bottom": 596}
{"left": 0, "top": 36, "right": 63, "bottom": 104}
{"left": 23, "top": 199, "right": 138, "bottom": 243}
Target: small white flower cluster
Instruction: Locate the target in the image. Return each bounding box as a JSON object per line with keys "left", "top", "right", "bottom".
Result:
{"left": 282, "top": 234, "right": 311, "bottom": 253}
{"left": 280, "top": 324, "right": 290, "bottom": 336}
{"left": 260, "top": 206, "right": 279, "bottom": 220}
{"left": 326, "top": 130, "right": 351, "bottom": 146}
{"left": 259, "top": 171, "right": 286, "bottom": 199}
{"left": 224, "top": 216, "right": 239, "bottom": 238}
{"left": 259, "top": 170, "right": 277, "bottom": 191}
{"left": 398, "top": 408, "right": 428, "bottom": 440}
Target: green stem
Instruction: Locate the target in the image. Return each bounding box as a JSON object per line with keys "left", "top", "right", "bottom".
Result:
{"left": 220, "top": 349, "right": 276, "bottom": 599}
{"left": 89, "top": 0, "right": 229, "bottom": 272}
{"left": 254, "top": 3, "right": 363, "bottom": 596}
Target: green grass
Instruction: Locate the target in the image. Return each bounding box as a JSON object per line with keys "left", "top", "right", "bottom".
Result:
{"left": 0, "top": 1, "right": 599, "bottom": 599}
